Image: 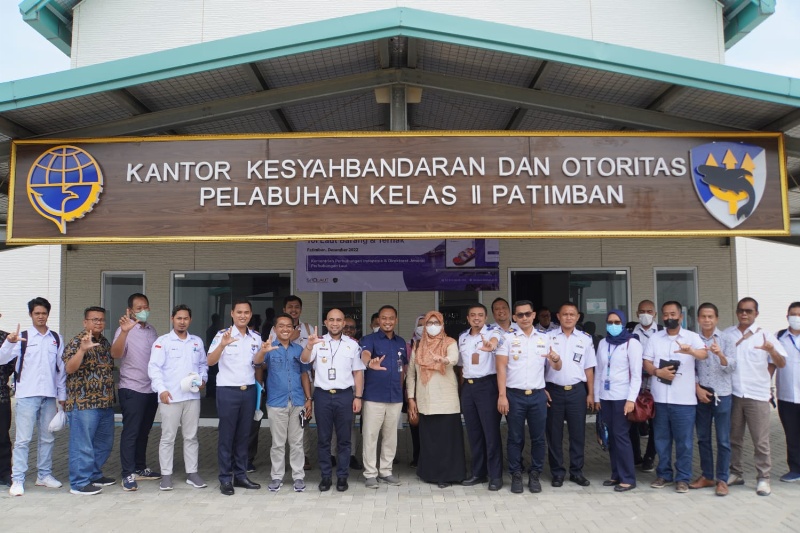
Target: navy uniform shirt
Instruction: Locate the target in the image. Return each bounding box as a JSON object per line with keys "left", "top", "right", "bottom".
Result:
{"left": 360, "top": 331, "right": 407, "bottom": 403}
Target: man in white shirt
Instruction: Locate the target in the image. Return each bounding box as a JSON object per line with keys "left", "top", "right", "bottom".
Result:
{"left": 643, "top": 300, "right": 707, "bottom": 493}
{"left": 148, "top": 304, "right": 208, "bottom": 491}
{"left": 774, "top": 302, "right": 800, "bottom": 483}
{"left": 630, "top": 299, "right": 660, "bottom": 473}
{"left": 725, "top": 297, "right": 787, "bottom": 496}
{"left": 0, "top": 298, "right": 65, "bottom": 496}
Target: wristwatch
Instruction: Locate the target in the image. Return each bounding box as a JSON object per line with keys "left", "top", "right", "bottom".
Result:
{"left": 305, "top": 397, "right": 313, "bottom": 402}
{"left": 355, "top": 395, "right": 363, "bottom": 400}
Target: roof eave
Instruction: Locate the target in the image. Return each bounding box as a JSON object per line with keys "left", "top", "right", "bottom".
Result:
{"left": 19, "top": 0, "right": 72, "bottom": 55}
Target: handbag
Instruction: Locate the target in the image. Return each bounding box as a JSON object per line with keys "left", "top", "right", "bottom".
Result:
{"left": 626, "top": 389, "right": 655, "bottom": 423}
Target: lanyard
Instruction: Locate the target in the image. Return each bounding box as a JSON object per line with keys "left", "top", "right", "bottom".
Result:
{"left": 328, "top": 338, "right": 343, "bottom": 365}
{"left": 788, "top": 333, "right": 800, "bottom": 354}
{"left": 607, "top": 344, "right": 622, "bottom": 376}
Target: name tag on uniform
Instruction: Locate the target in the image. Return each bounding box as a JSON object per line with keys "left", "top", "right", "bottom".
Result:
{"left": 604, "top": 380, "right": 610, "bottom": 391}
{"left": 328, "top": 368, "right": 336, "bottom": 381}
{"left": 471, "top": 352, "right": 480, "bottom": 365}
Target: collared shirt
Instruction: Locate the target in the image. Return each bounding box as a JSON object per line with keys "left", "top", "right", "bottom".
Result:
{"left": 545, "top": 327, "right": 597, "bottom": 386}
{"left": 696, "top": 328, "right": 735, "bottom": 396}
{"left": 457, "top": 325, "right": 502, "bottom": 380}
{"left": 496, "top": 328, "right": 554, "bottom": 390}
{"left": 63, "top": 332, "right": 114, "bottom": 412}
{"left": 0, "top": 326, "right": 66, "bottom": 401}
{"left": 208, "top": 327, "right": 261, "bottom": 387}
{"left": 360, "top": 331, "right": 407, "bottom": 403}
{"left": 113, "top": 322, "right": 158, "bottom": 394}
{"left": 148, "top": 330, "right": 208, "bottom": 404}
{"left": 594, "top": 338, "right": 643, "bottom": 402}
{"left": 535, "top": 323, "right": 559, "bottom": 335}
{"left": 307, "top": 334, "right": 365, "bottom": 390}
{"left": 491, "top": 322, "right": 520, "bottom": 335}
{"left": 263, "top": 340, "right": 309, "bottom": 408}
{"left": 776, "top": 329, "right": 800, "bottom": 403}
{"left": 643, "top": 328, "right": 706, "bottom": 405}
{"left": 725, "top": 323, "right": 788, "bottom": 402}
{"left": 631, "top": 323, "right": 660, "bottom": 352}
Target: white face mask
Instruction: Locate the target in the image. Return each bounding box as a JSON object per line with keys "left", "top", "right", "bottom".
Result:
{"left": 788, "top": 316, "right": 800, "bottom": 330}
{"left": 426, "top": 324, "right": 443, "bottom": 336}
{"left": 414, "top": 326, "right": 424, "bottom": 338}
{"left": 372, "top": 326, "right": 380, "bottom": 333}
{"left": 638, "top": 313, "right": 654, "bottom": 327}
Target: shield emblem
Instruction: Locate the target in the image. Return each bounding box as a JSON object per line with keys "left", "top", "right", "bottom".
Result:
{"left": 690, "top": 142, "right": 767, "bottom": 229}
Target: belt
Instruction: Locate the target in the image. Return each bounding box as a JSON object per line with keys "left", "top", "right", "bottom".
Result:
{"left": 316, "top": 386, "right": 353, "bottom": 394}
{"left": 508, "top": 387, "right": 543, "bottom": 396}
{"left": 546, "top": 382, "right": 584, "bottom": 391}
{"left": 464, "top": 374, "right": 495, "bottom": 385}
{"left": 219, "top": 385, "right": 254, "bottom": 391}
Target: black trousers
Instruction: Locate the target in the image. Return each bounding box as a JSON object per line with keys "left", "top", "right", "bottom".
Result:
{"left": 461, "top": 376, "right": 502, "bottom": 479}
{"left": 314, "top": 388, "right": 353, "bottom": 479}
{"left": 118, "top": 388, "right": 158, "bottom": 477}
{"left": 778, "top": 400, "right": 800, "bottom": 474}
{"left": 0, "top": 401, "right": 11, "bottom": 480}
{"left": 546, "top": 382, "right": 588, "bottom": 478}
{"left": 630, "top": 419, "right": 655, "bottom": 463}
{"left": 217, "top": 385, "right": 256, "bottom": 483}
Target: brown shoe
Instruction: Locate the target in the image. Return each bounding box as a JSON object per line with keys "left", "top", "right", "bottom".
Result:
{"left": 715, "top": 481, "right": 729, "bottom": 496}
{"left": 689, "top": 476, "right": 715, "bottom": 489}
{"left": 675, "top": 481, "right": 689, "bottom": 493}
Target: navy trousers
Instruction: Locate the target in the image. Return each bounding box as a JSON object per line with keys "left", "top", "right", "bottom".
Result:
{"left": 118, "top": 388, "right": 158, "bottom": 477}
{"left": 461, "top": 376, "right": 503, "bottom": 479}
{"left": 314, "top": 387, "right": 353, "bottom": 479}
{"left": 216, "top": 385, "right": 256, "bottom": 483}
{"left": 546, "top": 382, "right": 588, "bottom": 478}
{"left": 507, "top": 388, "right": 547, "bottom": 475}
{"left": 601, "top": 399, "right": 636, "bottom": 485}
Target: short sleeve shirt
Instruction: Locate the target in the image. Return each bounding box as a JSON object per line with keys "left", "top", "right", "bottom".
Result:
{"left": 360, "top": 331, "right": 407, "bottom": 403}
{"left": 208, "top": 328, "right": 261, "bottom": 387}
{"left": 643, "top": 328, "right": 706, "bottom": 405}
{"left": 457, "top": 325, "right": 502, "bottom": 380}
{"left": 308, "top": 334, "right": 365, "bottom": 390}
{"left": 545, "top": 328, "right": 597, "bottom": 386}
{"left": 496, "top": 328, "right": 553, "bottom": 390}
{"left": 63, "top": 332, "right": 114, "bottom": 412}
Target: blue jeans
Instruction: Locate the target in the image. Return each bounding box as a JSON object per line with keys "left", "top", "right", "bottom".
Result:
{"left": 653, "top": 402, "right": 695, "bottom": 483}
{"left": 506, "top": 388, "right": 547, "bottom": 475}
{"left": 12, "top": 396, "right": 57, "bottom": 483}
{"left": 696, "top": 394, "right": 732, "bottom": 482}
{"left": 67, "top": 408, "right": 114, "bottom": 490}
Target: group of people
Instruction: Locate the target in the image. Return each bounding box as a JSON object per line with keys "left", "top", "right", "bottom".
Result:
{"left": 1, "top": 294, "right": 799, "bottom": 500}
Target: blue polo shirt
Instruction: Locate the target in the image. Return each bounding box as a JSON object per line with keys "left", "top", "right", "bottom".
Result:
{"left": 360, "top": 331, "right": 407, "bottom": 403}
{"left": 264, "top": 340, "right": 309, "bottom": 408}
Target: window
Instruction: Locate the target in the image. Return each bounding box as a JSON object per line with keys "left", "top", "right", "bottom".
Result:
{"left": 655, "top": 268, "right": 698, "bottom": 331}
{"left": 320, "top": 292, "right": 364, "bottom": 337}
{"left": 510, "top": 269, "right": 629, "bottom": 335}
{"left": 101, "top": 272, "right": 144, "bottom": 340}
{"left": 438, "top": 290, "right": 481, "bottom": 339}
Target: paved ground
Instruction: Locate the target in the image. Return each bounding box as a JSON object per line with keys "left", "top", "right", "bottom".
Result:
{"left": 2, "top": 408, "right": 799, "bottom": 533}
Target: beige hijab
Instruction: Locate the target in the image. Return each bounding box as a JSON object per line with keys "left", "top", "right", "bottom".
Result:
{"left": 415, "top": 310, "right": 456, "bottom": 385}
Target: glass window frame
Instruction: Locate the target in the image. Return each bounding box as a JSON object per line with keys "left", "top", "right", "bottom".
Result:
{"left": 100, "top": 271, "right": 145, "bottom": 339}
{"left": 318, "top": 291, "right": 366, "bottom": 335}
{"left": 653, "top": 267, "right": 699, "bottom": 328}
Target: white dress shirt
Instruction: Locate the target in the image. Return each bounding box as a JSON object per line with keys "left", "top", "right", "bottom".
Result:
{"left": 0, "top": 327, "right": 66, "bottom": 401}
{"left": 594, "top": 338, "right": 643, "bottom": 403}
{"left": 496, "top": 328, "right": 553, "bottom": 390}
{"left": 208, "top": 327, "right": 261, "bottom": 386}
{"left": 643, "top": 328, "right": 706, "bottom": 405}
{"left": 308, "top": 334, "right": 365, "bottom": 390}
{"left": 776, "top": 329, "right": 800, "bottom": 403}
{"left": 148, "top": 330, "right": 208, "bottom": 403}
{"left": 725, "top": 323, "right": 788, "bottom": 402}
{"left": 545, "top": 327, "right": 597, "bottom": 386}
{"left": 457, "top": 324, "right": 502, "bottom": 379}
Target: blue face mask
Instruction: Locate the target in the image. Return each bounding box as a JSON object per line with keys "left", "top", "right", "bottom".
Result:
{"left": 606, "top": 324, "right": 624, "bottom": 337}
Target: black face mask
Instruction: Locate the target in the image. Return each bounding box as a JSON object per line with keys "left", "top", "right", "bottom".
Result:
{"left": 664, "top": 318, "right": 681, "bottom": 330}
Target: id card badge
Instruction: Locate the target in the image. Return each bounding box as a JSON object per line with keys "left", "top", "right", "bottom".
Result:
{"left": 397, "top": 358, "right": 403, "bottom": 372}
{"left": 573, "top": 352, "right": 582, "bottom": 363}
{"left": 471, "top": 352, "right": 480, "bottom": 365}
{"left": 328, "top": 368, "right": 337, "bottom": 381}
{"left": 604, "top": 380, "right": 610, "bottom": 391}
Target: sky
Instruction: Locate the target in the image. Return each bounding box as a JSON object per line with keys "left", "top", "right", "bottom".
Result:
{"left": 0, "top": 1, "right": 799, "bottom": 82}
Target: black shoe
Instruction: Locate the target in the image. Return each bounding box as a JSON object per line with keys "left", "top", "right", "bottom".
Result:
{"left": 437, "top": 482, "right": 451, "bottom": 488}
{"left": 511, "top": 473, "right": 523, "bottom": 494}
{"left": 246, "top": 462, "right": 256, "bottom": 473}
{"left": 220, "top": 482, "right": 234, "bottom": 496}
{"left": 488, "top": 478, "right": 503, "bottom": 491}
{"left": 614, "top": 483, "right": 636, "bottom": 492}
{"left": 319, "top": 477, "right": 332, "bottom": 492}
{"left": 349, "top": 456, "right": 363, "bottom": 470}
{"left": 570, "top": 474, "right": 591, "bottom": 487}
{"left": 528, "top": 472, "right": 542, "bottom": 493}
{"left": 602, "top": 479, "right": 620, "bottom": 486}
{"left": 233, "top": 477, "right": 261, "bottom": 490}
{"left": 641, "top": 459, "right": 655, "bottom": 473}
{"left": 551, "top": 476, "right": 564, "bottom": 488}
{"left": 461, "top": 475, "right": 488, "bottom": 486}
{"left": 91, "top": 476, "right": 116, "bottom": 487}
{"left": 336, "top": 478, "right": 349, "bottom": 492}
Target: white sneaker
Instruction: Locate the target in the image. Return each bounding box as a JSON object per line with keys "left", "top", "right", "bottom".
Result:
{"left": 756, "top": 479, "right": 771, "bottom": 496}
{"left": 35, "top": 475, "right": 63, "bottom": 489}
{"left": 9, "top": 481, "right": 24, "bottom": 496}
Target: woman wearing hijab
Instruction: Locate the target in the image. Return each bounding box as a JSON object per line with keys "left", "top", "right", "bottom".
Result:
{"left": 403, "top": 315, "right": 425, "bottom": 467}
{"left": 593, "top": 309, "right": 643, "bottom": 492}
{"left": 406, "top": 311, "right": 466, "bottom": 487}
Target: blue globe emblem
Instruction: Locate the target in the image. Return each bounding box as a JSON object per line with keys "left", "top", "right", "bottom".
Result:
{"left": 26, "top": 145, "right": 104, "bottom": 234}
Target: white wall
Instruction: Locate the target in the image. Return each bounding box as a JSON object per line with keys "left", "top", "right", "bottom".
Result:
{"left": 0, "top": 245, "right": 61, "bottom": 334}
{"left": 735, "top": 237, "right": 800, "bottom": 334}
{"left": 70, "top": 0, "right": 725, "bottom": 67}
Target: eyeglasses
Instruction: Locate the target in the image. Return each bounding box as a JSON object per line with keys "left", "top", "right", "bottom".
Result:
{"left": 736, "top": 308, "right": 756, "bottom": 315}
{"left": 606, "top": 320, "right": 622, "bottom": 325}
{"left": 86, "top": 318, "right": 105, "bottom": 323}
{"left": 343, "top": 326, "right": 356, "bottom": 330}
{"left": 514, "top": 312, "right": 534, "bottom": 319}
{"left": 426, "top": 321, "right": 442, "bottom": 326}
